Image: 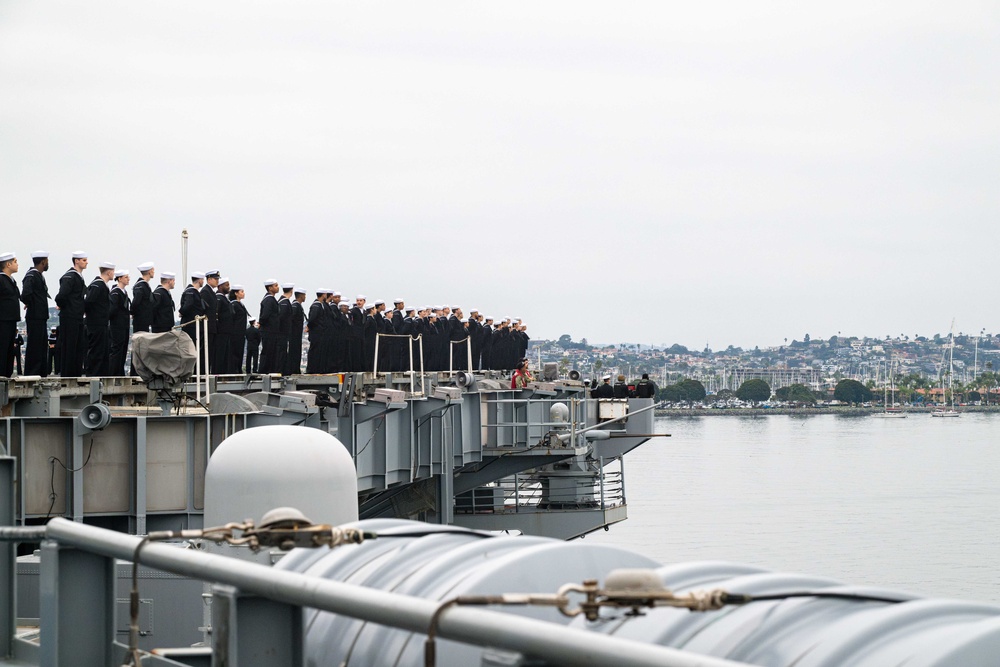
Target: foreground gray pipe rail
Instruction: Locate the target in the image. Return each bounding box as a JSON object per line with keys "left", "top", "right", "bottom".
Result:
{"left": 40, "top": 518, "right": 750, "bottom": 667}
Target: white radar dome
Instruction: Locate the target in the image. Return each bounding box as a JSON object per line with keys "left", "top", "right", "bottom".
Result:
{"left": 205, "top": 425, "right": 358, "bottom": 532}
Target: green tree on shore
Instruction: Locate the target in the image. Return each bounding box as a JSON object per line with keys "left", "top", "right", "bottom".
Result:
{"left": 775, "top": 383, "right": 817, "bottom": 404}
{"left": 677, "top": 379, "right": 707, "bottom": 404}
{"left": 736, "top": 379, "right": 771, "bottom": 405}
{"left": 834, "top": 379, "right": 872, "bottom": 405}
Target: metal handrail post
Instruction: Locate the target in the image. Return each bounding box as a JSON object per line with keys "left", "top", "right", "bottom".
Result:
{"left": 203, "top": 316, "right": 210, "bottom": 404}
{"left": 467, "top": 336, "right": 472, "bottom": 374}
{"left": 409, "top": 336, "right": 415, "bottom": 395}
{"left": 419, "top": 335, "right": 425, "bottom": 395}
{"left": 373, "top": 333, "right": 380, "bottom": 374}
{"left": 449, "top": 342, "right": 453, "bottom": 376}
{"left": 195, "top": 315, "right": 202, "bottom": 404}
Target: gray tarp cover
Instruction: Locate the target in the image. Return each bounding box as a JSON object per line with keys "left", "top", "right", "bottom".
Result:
{"left": 132, "top": 330, "right": 198, "bottom": 384}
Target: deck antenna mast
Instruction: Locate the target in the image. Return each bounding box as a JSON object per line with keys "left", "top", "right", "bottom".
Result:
{"left": 181, "top": 229, "right": 189, "bottom": 284}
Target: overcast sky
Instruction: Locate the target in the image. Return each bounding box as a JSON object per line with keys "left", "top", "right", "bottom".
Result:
{"left": 1, "top": 1, "right": 997, "bottom": 348}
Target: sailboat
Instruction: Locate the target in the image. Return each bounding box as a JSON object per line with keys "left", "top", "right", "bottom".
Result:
{"left": 931, "top": 324, "right": 960, "bottom": 418}
{"left": 873, "top": 357, "right": 906, "bottom": 418}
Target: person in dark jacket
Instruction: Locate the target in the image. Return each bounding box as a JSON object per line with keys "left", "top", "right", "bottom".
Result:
{"left": 257, "top": 279, "right": 280, "bottom": 373}
{"left": 634, "top": 373, "right": 657, "bottom": 399}
{"left": 613, "top": 374, "right": 631, "bottom": 398}
{"left": 108, "top": 269, "right": 131, "bottom": 376}
{"left": 213, "top": 278, "right": 233, "bottom": 374}
{"left": 245, "top": 320, "right": 261, "bottom": 374}
{"left": 591, "top": 376, "right": 615, "bottom": 398}
{"left": 83, "top": 261, "right": 116, "bottom": 376}
{"left": 55, "top": 251, "right": 89, "bottom": 376}
{"left": 348, "top": 295, "right": 367, "bottom": 371}
{"left": 128, "top": 262, "right": 154, "bottom": 376}
{"left": 19, "top": 251, "right": 50, "bottom": 376}
{"left": 229, "top": 285, "right": 248, "bottom": 373}
{"left": 179, "top": 273, "right": 205, "bottom": 342}
{"left": 479, "top": 317, "right": 494, "bottom": 371}
{"left": 468, "top": 309, "right": 482, "bottom": 370}
{"left": 275, "top": 284, "right": 293, "bottom": 374}
{"left": 0, "top": 252, "right": 21, "bottom": 377}
{"left": 363, "top": 303, "right": 378, "bottom": 372}
{"left": 201, "top": 270, "right": 221, "bottom": 371}
{"left": 130, "top": 262, "right": 155, "bottom": 334}
{"left": 285, "top": 287, "right": 306, "bottom": 374}
{"left": 306, "top": 291, "right": 328, "bottom": 374}
{"left": 330, "top": 300, "right": 352, "bottom": 372}
{"left": 150, "top": 272, "right": 176, "bottom": 333}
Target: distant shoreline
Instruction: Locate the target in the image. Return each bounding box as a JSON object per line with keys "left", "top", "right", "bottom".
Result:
{"left": 655, "top": 405, "right": 1000, "bottom": 417}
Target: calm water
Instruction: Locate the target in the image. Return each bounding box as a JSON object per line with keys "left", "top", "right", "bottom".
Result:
{"left": 589, "top": 413, "right": 1000, "bottom": 603}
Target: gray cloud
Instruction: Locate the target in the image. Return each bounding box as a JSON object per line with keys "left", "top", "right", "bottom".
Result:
{"left": 1, "top": 1, "right": 997, "bottom": 348}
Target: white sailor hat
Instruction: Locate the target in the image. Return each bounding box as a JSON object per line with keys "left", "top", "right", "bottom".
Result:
{"left": 192, "top": 271, "right": 206, "bottom": 280}
{"left": 0, "top": 252, "right": 14, "bottom": 262}
{"left": 219, "top": 276, "right": 230, "bottom": 285}
{"left": 317, "top": 288, "right": 330, "bottom": 294}
{"left": 72, "top": 250, "right": 87, "bottom": 259}
{"left": 332, "top": 291, "right": 341, "bottom": 297}
{"left": 294, "top": 287, "right": 306, "bottom": 294}
{"left": 137, "top": 262, "right": 154, "bottom": 272}
{"left": 602, "top": 375, "right": 611, "bottom": 381}
{"left": 485, "top": 316, "right": 494, "bottom": 321}
{"left": 364, "top": 303, "right": 375, "bottom": 311}
{"left": 232, "top": 284, "right": 244, "bottom": 291}
{"left": 264, "top": 279, "right": 278, "bottom": 286}
{"left": 114, "top": 269, "right": 129, "bottom": 278}
{"left": 356, "top": 294, "right": 367, "bottom": 301}
{"left": 373, "top": 299, "right": 384, "bottom": 306}
{"left": 205, "top": 269, "right": 221, "bottom": 278}
{"left": 99, "top": 261, "right": 116, "bottom": 270}
{"left": 470, "top": 308, "right": 479, "bottom": 313}
{"left": 31, "top": 251, "right": 48, "bottom": 260}
{"left": 393, "top": 298, "right": 404, "bottom": 304}
{"left": 281, "top": 282, "right": 294, "bottom": 290}
{"left": 161, "top": 271, "right": 176, "bottom": 280}
{"left": 339, "top": 300, "right": 351, "bottom": 308}
{"left": 405, "top": 307, "right": 415, "bottom": 313}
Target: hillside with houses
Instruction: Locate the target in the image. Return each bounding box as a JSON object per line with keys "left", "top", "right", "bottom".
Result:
{"left": 532, "top": 332, "right": 1000, "bottom": 406}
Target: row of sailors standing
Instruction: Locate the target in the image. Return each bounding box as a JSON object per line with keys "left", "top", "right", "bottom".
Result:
{"left": 177, "top": 270, "right": 254, "bottom": 375}
{"left": 0, "top": 250, "right": 176, "bottom": 378}
{"left": 0, "top": 247, "right": 531, "bottom": 379}
{"left": 279, "top": 290, "right": 530, "bottom": 374}
{"left": 0, "top": 250, "right": 255, "bottom": 378}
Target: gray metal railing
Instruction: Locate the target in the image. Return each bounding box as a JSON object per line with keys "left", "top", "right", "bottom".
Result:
{"left": 0, "top": 519, "right": 751, "bottom": 666}
{"left": 458, "top": 457, "right": 626, "bottom": 515}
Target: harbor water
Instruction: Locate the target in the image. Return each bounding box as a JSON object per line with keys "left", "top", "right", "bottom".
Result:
{"left": 589, "top": 412, "right": 1000, "bottom": 603}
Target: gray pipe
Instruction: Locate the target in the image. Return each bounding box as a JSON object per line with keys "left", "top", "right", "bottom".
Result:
{"left": 559, "top": 400, "right": 664, "bottom": 441}
{"left": 44, "top": 518, "right": 750, "bottom": 667}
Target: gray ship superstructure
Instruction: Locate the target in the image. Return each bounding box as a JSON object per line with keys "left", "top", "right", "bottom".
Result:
{"left": 3, "top": 371, "right": 1000, "bottom": 666}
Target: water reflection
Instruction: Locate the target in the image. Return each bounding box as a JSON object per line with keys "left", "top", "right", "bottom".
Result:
{"left": 589, "top": 413, "right": 1000, "bottom": 602}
